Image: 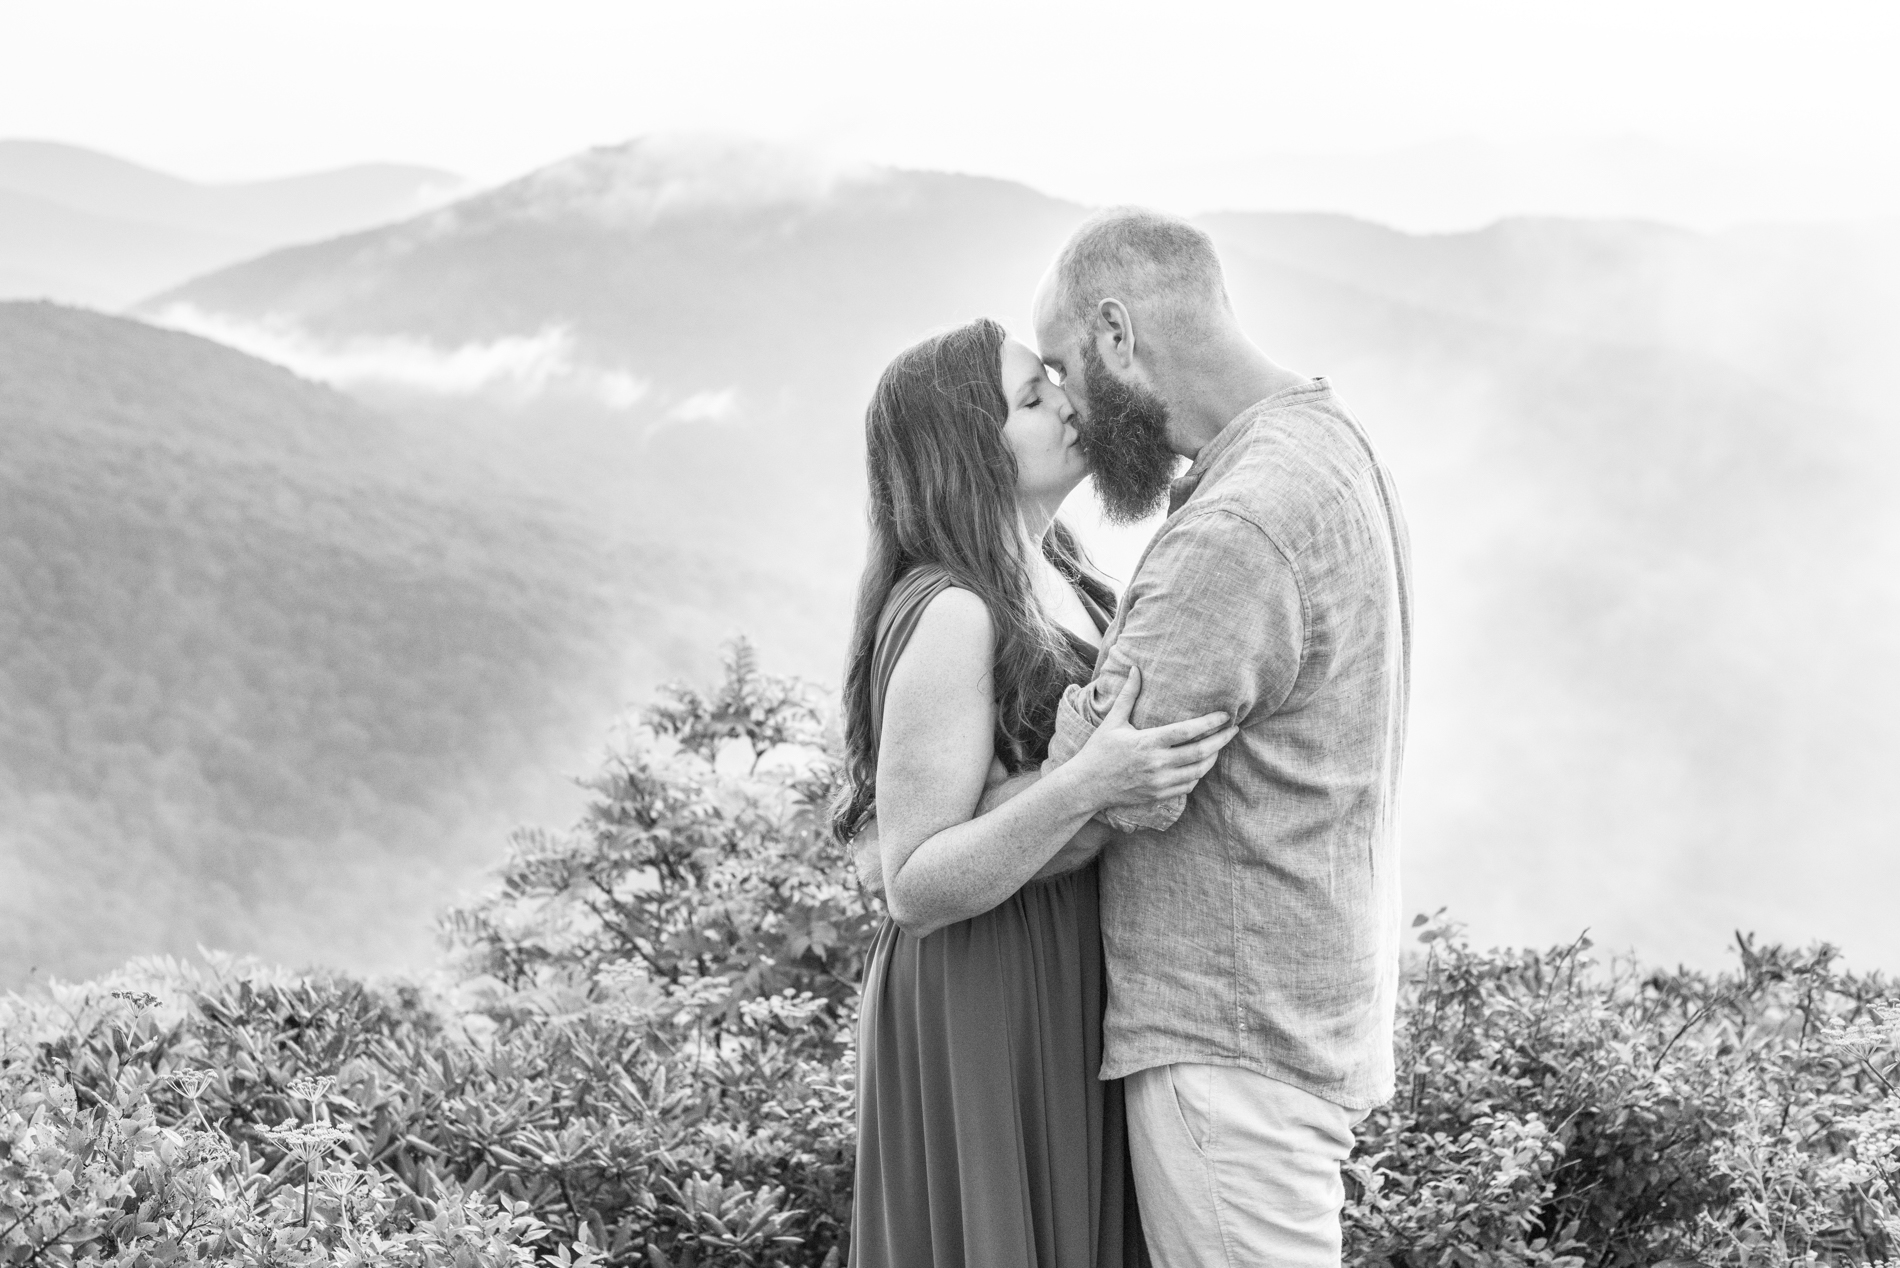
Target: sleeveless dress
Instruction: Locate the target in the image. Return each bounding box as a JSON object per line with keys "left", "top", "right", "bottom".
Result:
{"left": 850, "top": 566, "right": 1148, "bottom": 1268}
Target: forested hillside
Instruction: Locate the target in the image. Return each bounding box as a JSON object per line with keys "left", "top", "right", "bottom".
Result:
{"left": 0, "top": 302, "right": 756, "bottom": 983}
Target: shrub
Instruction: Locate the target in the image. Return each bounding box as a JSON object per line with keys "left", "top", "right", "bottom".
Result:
{"left": 1352, "top": 918, "right": 1900, "bottom": 1268}
{"left": 8, "top": 643, "right": 1900, "bottom": 1267}
{"left": 440, "top": 638, "right": 874, "bottom": 1016}
{"left": 0, "top": 983, "right": 582, "bottom": 1268}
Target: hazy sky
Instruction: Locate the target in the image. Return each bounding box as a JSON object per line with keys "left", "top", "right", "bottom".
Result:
{"left": 6, "top": 0, "right": 1899, "bottom": 227}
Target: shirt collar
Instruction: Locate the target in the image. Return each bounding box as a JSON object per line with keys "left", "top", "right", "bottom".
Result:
{"left": 1168, "top": 378, "right": 1330, "bottom": 513}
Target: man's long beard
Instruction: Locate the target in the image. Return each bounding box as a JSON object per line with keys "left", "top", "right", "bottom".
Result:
{"left": 1078, "top": 339, "right": 1177, "bottom": 525}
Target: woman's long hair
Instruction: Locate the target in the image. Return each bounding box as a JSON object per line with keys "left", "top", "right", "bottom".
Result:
{"left": 830, "top": 317, "right": 1113, "bottom": 846}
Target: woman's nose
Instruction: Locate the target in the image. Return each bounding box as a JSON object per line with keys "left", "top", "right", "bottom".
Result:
{"left": 1057, "top": 395, "right": 1077, "bottom": 424}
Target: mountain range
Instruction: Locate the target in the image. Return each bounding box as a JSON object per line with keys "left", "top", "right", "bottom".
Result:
{"left": 0, "top": 299, "right": 843, "bottom": 984}
{"left": 6, "top": 135, "right": 1896, "bottom": 976}
{"left": 0, "top": 140, "right": 466, "bottom": 309}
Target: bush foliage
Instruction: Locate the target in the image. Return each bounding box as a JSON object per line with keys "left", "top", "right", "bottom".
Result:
{"left": 7, "top": 643, "right": 1900, "bottom": 1266}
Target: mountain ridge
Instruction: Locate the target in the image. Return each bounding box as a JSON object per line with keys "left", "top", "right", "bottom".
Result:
{"left": 0, "top": 141, "right": 469, "bottom": 308}
{"left": 23, "top": 137, "right": 1900, "bottom": 971}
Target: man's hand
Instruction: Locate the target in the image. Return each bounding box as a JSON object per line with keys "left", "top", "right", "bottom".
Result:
{"left": 852, "top": 817, "right": 886, "bottom": 897}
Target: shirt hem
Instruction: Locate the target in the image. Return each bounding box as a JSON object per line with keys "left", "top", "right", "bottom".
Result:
{"left": 1100, "top": 1051, "right": 1394, "bottom": 1114}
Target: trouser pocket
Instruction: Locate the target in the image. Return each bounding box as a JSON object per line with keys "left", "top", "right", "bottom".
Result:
{"left": 1166, "top": 1062, "right": 1214, "bottom": 1158}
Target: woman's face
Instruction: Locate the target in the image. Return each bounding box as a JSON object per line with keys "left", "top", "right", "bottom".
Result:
{"left": 998, "top": 336, "right": 1084, "bottom": 511}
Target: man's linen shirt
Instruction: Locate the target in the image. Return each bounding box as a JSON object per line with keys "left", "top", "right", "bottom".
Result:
{"left": 1047, "top": 379, "right": 1413, "bottom": 1111}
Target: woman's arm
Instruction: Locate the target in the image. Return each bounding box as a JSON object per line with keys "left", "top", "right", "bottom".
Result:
{"left": 851, "top": 755, "right": 1013, "bottom": 898}
{"left": 978, "top": 771, "right": 1116, "bottom": 882}
{"left": 877, "top": 588, "right": 1233, "bottom": 937}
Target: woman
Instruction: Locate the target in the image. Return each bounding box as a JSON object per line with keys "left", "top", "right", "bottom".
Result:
{"left": 834, "top": 318, "right": 1239, "bottom": 1267}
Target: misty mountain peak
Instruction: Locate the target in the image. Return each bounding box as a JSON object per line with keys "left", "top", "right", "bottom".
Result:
{"left": 464, "top": 135, "right": 884, "bottom": 230}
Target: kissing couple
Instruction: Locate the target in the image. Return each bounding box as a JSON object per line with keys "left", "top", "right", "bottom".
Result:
{"left": 832, "top": 209, "right": 1413, "bottom": 1268}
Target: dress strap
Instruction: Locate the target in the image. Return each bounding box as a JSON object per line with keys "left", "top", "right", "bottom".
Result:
{"left": 869, "top": 565, "right": 959, "bottom": 743}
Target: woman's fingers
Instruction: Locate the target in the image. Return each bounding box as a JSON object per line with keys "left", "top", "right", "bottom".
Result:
{"left": 1169, "top": 746, "right": 1225, "bottom": 784}
{"left": 1188, "top": 725, "right": 1241, "bottom": 761}
{"left": 1154, "top": 725, "right": 1239, "bottom": 770}
{"left": 1140, "top": 726, "right": 1238, "bottom": 798}
{"left": 1146, "top": 709, "right": 1233, "bottom": 746}
{"left": 1153, "top": 771, "right": 1210, "bottom": 799}
{"left": 1102, "top": 664, "right": 1143, "bottom": 726}
{"left": 1101, "top": 716, "right": 1242, "bottom": 807}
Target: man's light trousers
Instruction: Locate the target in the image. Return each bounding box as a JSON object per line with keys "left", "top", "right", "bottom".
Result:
{"left": 1125, "top": 1062, "right": 1363, "bottom": 1268}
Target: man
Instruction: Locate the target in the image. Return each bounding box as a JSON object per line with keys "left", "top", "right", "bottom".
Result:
{"left": 1033, "top": 208, "right": 1412, "bottom": 1266}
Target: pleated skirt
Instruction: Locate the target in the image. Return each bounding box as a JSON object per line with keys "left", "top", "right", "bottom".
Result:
{"left": 850, "top": 862, "right": 1147, "bottom": 1268}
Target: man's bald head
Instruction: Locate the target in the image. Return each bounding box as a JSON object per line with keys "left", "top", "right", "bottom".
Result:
{"left": 1043, "top": 207, "right": 1232, "bottom": 342}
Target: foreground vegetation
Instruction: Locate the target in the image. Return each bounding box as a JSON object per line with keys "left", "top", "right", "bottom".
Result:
{"left": 6, "top": 646, "right": 1898, "bottom": 1266}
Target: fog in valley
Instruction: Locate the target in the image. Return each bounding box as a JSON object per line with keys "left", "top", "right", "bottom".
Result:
{"left": 3, "top": 123, "right": 1897, "bottom": 983}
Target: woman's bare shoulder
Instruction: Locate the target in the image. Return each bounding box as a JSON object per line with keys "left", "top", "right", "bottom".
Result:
{"left": 904, "top": 589, "right": 995, "bottom": 661}
{"left": 895, "top": 585, "right": 992, "bottom": 677}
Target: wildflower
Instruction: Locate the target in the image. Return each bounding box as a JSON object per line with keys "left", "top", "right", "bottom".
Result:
{"left": 595, "top": 961, "right": 665, "bottom": 1024}
{"left": 316, "top": 1166, "right": 366, "bottom": 1198}
{"left": 1821, "top": 1004, "right": 1900, "bottom": 1067}
{"left": 110, "top": 989, "right": 161, "bottom": 1010}
{"left": 264, "top": 1120, "right": 354, "bottom": 1164}
{"left": 170, "top": 1068, "right": 217, "bottom": 1098}
{"left": 595, "top": 961, "right": 646, "bottom": 993}
{"left": 286, "top": 1074, "right": 337, "bottom": 1104}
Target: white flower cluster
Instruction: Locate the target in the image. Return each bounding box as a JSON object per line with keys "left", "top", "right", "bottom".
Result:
{"left": 286, "top": 1074, "right": 337, "bottom": 1104}
{"left": 1821, "top": 1001, "right": 1900, "bottom": 1070}
{"left": 169, "top": 1068, "right": 216, "bottom": 1098}
{"left": 263, "top": 1120, "right": 355, "bottom": 1163}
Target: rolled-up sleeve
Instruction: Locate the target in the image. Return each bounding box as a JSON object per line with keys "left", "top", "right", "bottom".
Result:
{"left": 1047, "top": 508, "right": 1305, "bottom": 832}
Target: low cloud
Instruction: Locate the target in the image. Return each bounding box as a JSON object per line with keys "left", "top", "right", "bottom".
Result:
{"left": 150, "top": 303, "right": 651, "bottom": 411}
{"left": 665, "top": 388, "right": 739, "bottom": 424}
{"left": 638, "top": 387, "right": 742, "bottom": 442}
{"left": 487, "top": 134, "right": 882, "bottom": 229}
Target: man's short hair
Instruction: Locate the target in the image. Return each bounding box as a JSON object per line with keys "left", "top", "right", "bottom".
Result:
{"left": 1051, "top": 207, "right": 1231, "bottom": 335}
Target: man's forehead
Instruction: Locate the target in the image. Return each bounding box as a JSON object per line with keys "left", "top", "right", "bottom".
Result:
{"left": 1031, "top": 267, "right": 1059, "bottom": 313}
{"left": 1037, "top": 323, "right": 1077, "bottom": 366}
{"left": 1031, "top": 273, "right": 1078, "bottom": 364}
{"left": 1032, "top": 275, "right": 1068, "bottom": 328}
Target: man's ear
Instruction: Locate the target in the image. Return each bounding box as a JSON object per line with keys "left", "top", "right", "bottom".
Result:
{"left": 1095, "top": 298, "right": 1137, "bottom": 369}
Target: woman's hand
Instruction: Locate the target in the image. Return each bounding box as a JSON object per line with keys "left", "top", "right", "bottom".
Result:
{"left": 1061, "top": 665, "right": 1239, "bottom": 811}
